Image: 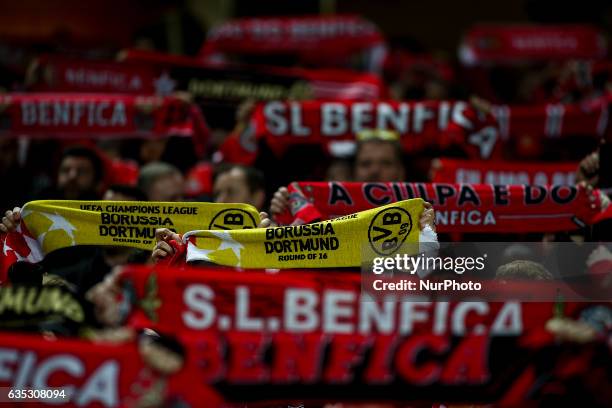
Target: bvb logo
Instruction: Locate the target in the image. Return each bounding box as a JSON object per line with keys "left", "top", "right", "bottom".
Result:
{"left": 368, "top": 207, "right": 413, "bottom": 256}
{"left": 209, "top": 209, "right": 258, "bottom": 230}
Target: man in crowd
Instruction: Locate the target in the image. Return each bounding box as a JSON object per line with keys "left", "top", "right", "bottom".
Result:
{"left": 138, "top": 161, "right": 185, "bottom": 202}
{"left": 1, "top": 145, "right": 106, "bottom": 232}
{"left": 212, "top": 163, "right": 266, "bottom": 210}
{"left": 54, "top": 145, "right": 105, "bottom": 200}
{"left": 270, "top": 133, "right": 405, "bottom": 219}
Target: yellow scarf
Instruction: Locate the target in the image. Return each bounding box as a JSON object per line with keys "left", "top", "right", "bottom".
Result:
{"left": 19, "top": 200, "right": 261, "bottom": 254}
{"left": 184, "top": 199, "right": 424, "bottom": 268}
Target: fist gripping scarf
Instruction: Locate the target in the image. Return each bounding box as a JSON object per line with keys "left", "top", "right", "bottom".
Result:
{"left": 184, "top": 199, "right": 425, "bottom": 268}
{"left": 0, "top": 201, "right": 260, "bottom": 276}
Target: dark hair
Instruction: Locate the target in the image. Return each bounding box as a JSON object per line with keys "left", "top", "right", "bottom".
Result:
{"left": 137, "top": 161, "right": 181, "bottom": 195}
{"left": 213, "top": 164, "right": 265, "bottom": 193}
{"left": 61, "top": 146, "right": 104, "bottom": 183}
{"left": 8, "top": 262, "right": 44, "bottom": 287}
{"left": 106, "top": 184, "right": 147, "bottom": 201}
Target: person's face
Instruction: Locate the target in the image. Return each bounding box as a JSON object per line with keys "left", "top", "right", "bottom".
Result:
{"left": 354, "top": 142, "right": 405, "bottom": 182}
{"left": 57, "top": 156, "right": 99, "bottom": 199}
{"left": 147, "top": 173, "right": 184, "bottom": 202}
{"left": 213, "top": 168, "right": 262, "bottom": 208}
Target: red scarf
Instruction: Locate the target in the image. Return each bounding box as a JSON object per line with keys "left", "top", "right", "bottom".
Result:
{"left": 0, "top": 266, "right": 602, "bottom": 406}
{"left": 492, "top": 95, "right": 610, "bottom": 141}
{"left": 241, "top": 100, "right": 499, "bottom": 160}
{"left": 34, "top": 53, "right": 387, "bottom": 101}
{"left": 200, "top": 15, "right": 385, "bottom": 62}
{"left": 460, "top": 24, "right": 607, "bottom": 65}
{"left": 0, "top": 93, "right": 209, "bottom": 155}
{"left": 218, "top": 97, "right": 610, "bottom": 165}
{"left": 431, "top": 158, "right": 578, "bottom": 185}
{"left": 275, "top": 182, "right": 600, "bottom": 233}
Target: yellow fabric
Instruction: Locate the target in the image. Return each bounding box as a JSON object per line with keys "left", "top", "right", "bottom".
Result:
{"left": 20, "top": 200, "right": 261, "bottom": 253}
{"left": 185, "top": 199, "right": 424, "bottom": 268}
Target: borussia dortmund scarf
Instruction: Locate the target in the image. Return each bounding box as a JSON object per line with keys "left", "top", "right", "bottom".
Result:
{"left": 0, "top": 201, "right": 260, "bottom": 280}
{"left": 184, "top": 199, "right": 424, "bottom": 268}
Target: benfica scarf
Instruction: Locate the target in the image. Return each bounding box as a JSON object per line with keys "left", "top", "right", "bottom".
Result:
{"left": 459, "top": 24, "right": 607, "bottom": 66}
{"left": 0, "top": 332, "right": 217, "bottom": 408}
{"left": 431, "top": 158, "right": 577, "bottom": 185}
{"left": 219, "top": 97, "right": 610, "bottom": 165}
{"left": 492, "top": 95, "right": 610, "bottom": 141}
{"left": 184, "top": 199, "right": 424, "bottom": 268}
{"left": 275, "top": 182, "right": 601, "bottom": 233}
{"left": 0, "top": 266, "right": 604, "bottom": 407}
{"left": 117, "top": 265, "right": 600, "bottom": 404}
{"left": 33, "top": 54, "right": 386, "bottom": 101}
{"left": 200, "top": 15, "right": 385, "bottom": 60}
{"left": 0, "top": 201, "right": 260, "bottom": 281}
{"left": 225, "top": 99, "right": 499, "bottom": 163}
{"left": 0, "top": 93, "right": 209, "bottom": 156}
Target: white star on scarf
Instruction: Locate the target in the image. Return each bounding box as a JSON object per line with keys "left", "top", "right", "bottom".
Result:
{"left": 186, "top": 241, "right": 213, "bottom": 261}
{"left": 2, "top": 237, "right": 25, "bottom": 261}
{"left": 22, "top": 234, "right": 44, "bottom": 263}
{"left": 209, "top": 230, "right": 244, "bottom": 265}
{"left": 39, "top": 212, "right": 77, "bottom": 245}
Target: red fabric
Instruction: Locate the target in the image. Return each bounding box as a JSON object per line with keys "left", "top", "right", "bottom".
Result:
{"left": 593, "top": 204, "right": 612, "bottom": 224}
{"left": 247, "top": 100, "right": 499, "bottom": 160}
{"left": 0, "top": 222, "right": 41, "bottom": 284}
{"left": 383, "top": 50, "right": 455, "bottom": 82}
{"left": 275, "top": 182, "right": 601, "bottom": 233}
{"left": 121, "top": 265, "right": 586, "bottom": 336}
{"left": 29, "top": 55, "right": 159, "bottom": 94}
{"left": 492, "top": 95, "right": 611, "bottom": 141}
{"left": 106, "top": 158, "right": 139, "bottom": 186}
{"left": 588, "top": 259, "right": 612, "bottom": 279}
{"left": 219, "top": 97, "right": 610, "bottom": 163}
{"left": 460, "top": 25, "right": 607, "bottom": 65}
{"left": 0, "top": 332, "right": 221, "bottom": 408}
{"left": 0, "top": 266, "right": 603, "bottom": 406}
{"left": 431, "top": 158, "right": 578, "bottom": 185}
{"left": 0, "top": 93, "right": 209, "bottom": 156}
{"left": 185, "top": 162, "right": 213, "bottom": 197}
{"left": 200, "top": 15, "right": 384, "bottom": 60}
{"left": 156, "top": 239, "right": 186, "bottom": 267}
{"left": 121, "top": 49, "right": 388, "bottom": 100}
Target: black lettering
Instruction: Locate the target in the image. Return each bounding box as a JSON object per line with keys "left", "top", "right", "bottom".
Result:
{"left": 224, "top": 213, "right": 244, "bottom": 226}
{"left": 329, "top": 182, "right": 353, "bottom": 206}
{"left": 364, "top": 183, "right": 391, "bottom": 206}
{"left": 458, "top": 185, "right": 480, "bottom": 206}
{"left": 372, "top": 226, "right": 392, "bottom": 242}
{"left": 382, "top": 212, "right": 401, "bottom": 225}
{"left": 416, "top": 183, "right": 433, "bottom": 203}
{"left": 525, "top": 186, "right": 546, "bottom": 205}
{"left": 435, "top": 184, "right": 456, "bottom": 206}
{"left": 494, "top": 185, "right": 509, "bottom": 205}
